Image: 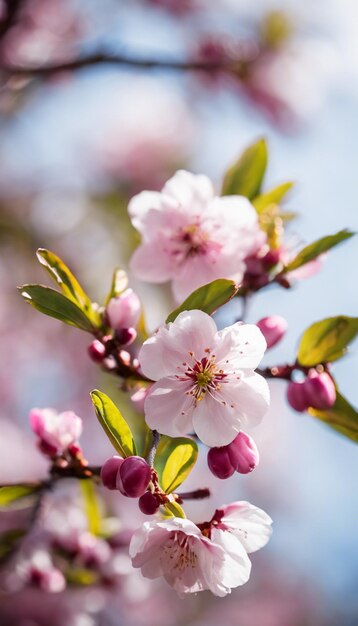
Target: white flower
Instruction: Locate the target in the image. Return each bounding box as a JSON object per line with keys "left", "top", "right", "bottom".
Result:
{"left": 130, "top": 517, "right": 250, "bottom": 597}
{"left": 130, "top": 502, "right": 272, "bottom": 597}
{"left": 139, "top": 309, "right": 269, "bottom": 447}
{"left": 129, "top": 170, "right": 265, "bottom": 302}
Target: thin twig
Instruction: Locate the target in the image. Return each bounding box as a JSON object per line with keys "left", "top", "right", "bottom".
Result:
{"left": 1, "top": 52, "right": 239, "bottom": 78}
{"left": 146, "top": 430, "right": 160, "bottom": 468}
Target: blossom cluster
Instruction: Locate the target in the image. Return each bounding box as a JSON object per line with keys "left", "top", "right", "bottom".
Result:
{"left": 6, "top": 141, "right": 355, "bottom": 607}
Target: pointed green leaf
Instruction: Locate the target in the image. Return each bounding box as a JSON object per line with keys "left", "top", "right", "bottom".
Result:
{"left": 104, "top": 267, "right": 128, "bottom": 305}
{"left": 253, "top": 181, "right": 294, "bottom": 213}
{"left": 0, "top": 484, "right": 40, "bottom": 508}
{"left": 221, "top": 138, "right": 268, "bottom": 199}
{"left": 308, "top": 392, "right": 358, "bottom": 443}
{"left": 297, "top": 316, "right": 358, "bottom": 366}
{"left": 162, "top": 501, "right": 186, "bottom": 519}
{"left": 19, "top": 284, "right": 96, "bottom": 332}
{"left": 154, "top": 436, "right": 198, "bottom": 493}
{"left": 284, "top": 230, "right": 354, "bottom": 272}
{"left": 90, "top": 390, "right": 136, "bottom": 457}
{"left": 166, "top": 279, "right": 238, "bottom": 324}
{"left": 36, "top": 249, "right": 95, "bottom": 315}
{"left": 80, "top": 481, "right": 101, "bottom": 536}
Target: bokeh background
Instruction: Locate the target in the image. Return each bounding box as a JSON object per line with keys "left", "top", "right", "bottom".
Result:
{"left": 0, "top": 0, "right": 357, "bottom": 624}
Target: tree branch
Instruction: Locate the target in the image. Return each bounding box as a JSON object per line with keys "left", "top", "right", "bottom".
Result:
{"left": 1, "top": 51, "right": 239, "bottom": 78}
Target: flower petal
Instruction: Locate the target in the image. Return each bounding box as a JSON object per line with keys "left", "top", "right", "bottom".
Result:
{"left": 218, "top": 501, "right": 273, "bottom": 553}
{"left": 232, "top": 373, "right": 270, "bottom": 429}
{"left": 128, "top": 191, "right": 162, "bottom": 231}
{"left": 215, "top": 323, "right": 267, "bottom": 370}
{"left": 192, "top": 394, "right": 241, "bottom": 447}
{"left": 144, "top": 377, "right": 194, "bottom": 437}
{"left": 162, "top": 170, "right": 214, "bottom": 211}
{"left": 139, "top": 309, "right": 217, "bottom": 380}
{"left": 211, "top": 528, "right": 252, "bottom": 586}
{"left": 130, "top": 242, "right": 175, "bottom": 283}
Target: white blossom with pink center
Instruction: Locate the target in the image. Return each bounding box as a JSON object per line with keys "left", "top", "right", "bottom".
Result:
{"left": 29, "top": 408, "right": 82, "bottom": 454}
{"left": 130, "top": 516, "right": 250, "bottom": 597}
{"left": 129, "top": 170, "right": 265, "bottom": 302}
{"left": 139, "top": 310, "right": 269, "bottom": 447}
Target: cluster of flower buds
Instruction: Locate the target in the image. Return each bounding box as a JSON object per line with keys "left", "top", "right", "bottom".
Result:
{"left": 19, "top": 551, "right": 66, "bottom": 594}
{"left": 287, "top": 370, "right": 336, "bottom": 412}
{"left": 29, "top": 408, "right": 83, "bottom": 460}
{"left": 243, "top": 247, "right": 283, "bottom": 291}
{"left": 88, "top": 288, "right": 141, "bottom": 368}
{"left": 256, "top": 315, "right": 288, "bottom": 348}
{"left": 101, "top": 455, "right": 161, "bottom": 515}
{"left": 207, "top": 431, "right": 259, "bottom": 479}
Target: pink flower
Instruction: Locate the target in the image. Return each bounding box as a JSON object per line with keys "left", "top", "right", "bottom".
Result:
{"left": 130, "top": 516, "right": 251, "bottom": 597}
{"left": 256, "top": 315, "right": 288, "bottom": 348}
{"left": 106, "top": 288, "right": 141, "bottom": 331}
{"left": 129, "top": 170, "right": 265, "bottom": 302}
{"left": 29, "top": 408, "right": 82, "bottom": 455}
{"left": 139, "top": 310, "right": 269, "bottom": 447}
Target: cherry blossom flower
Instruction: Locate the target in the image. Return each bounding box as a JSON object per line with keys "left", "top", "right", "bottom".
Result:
{"left": 130, "top": 501, "right": 272, "bottom": 596}
{"left": 29, "top": 408, "right": 82, "bottom": 455}
{"left": 139, "top": 310, "right": 269, "bottom": 447}
{"left": 130, "top": 517, "right": 249, "bottom": 597}
{"left": 129, "top": 170, "right": 265, "bottom": 302}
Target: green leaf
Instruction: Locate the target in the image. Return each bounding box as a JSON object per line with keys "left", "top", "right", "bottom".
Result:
{"left": 80, "top": 481, "right": 101, "bottom": 536}
{"left": 221, "top": 138, "right": 268, "bottom": 199}
{"left": 0, "top": 484, "right": 40, "bottom": 508}
{"left": 297, "top": 316, "right": 358, "bottom": 366}
{"left": 19, "top": 284, "right": 97, "bottom": 332}
{"left": 0, "top": 529, "right": 26, "bottom": 559}
{"left": 162, "top": 501, "right": 186, "bottom": 519}
{"left": 90, "top": 390, "right": 136, "bottom": 457}
{"left": 154, "top": 436, "right": 198, "bottom": 493}
{"left": 253, "top": 181, "right": 294, "bottom": 213}
{"left": 36, "top": 249, "right": 97, "bottom": 321}
{"left": 105, "top": 267, "right": 128, "bottom": 305}
{"left": 308, "top": 392, "right": 358, "bottom": 443}
{"left": 166, "top": 279, "right": 238, "bottom": 324}
{"left": 284, "top": 230, "right": 354, "bottom": 272}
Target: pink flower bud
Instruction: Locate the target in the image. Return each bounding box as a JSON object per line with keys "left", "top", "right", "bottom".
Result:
{"left": 256, "top": 315, "right": 288, "bottom": 349}
{"left": 88, "top": 339, "right": 106, "bottom": 362}
{"left": 40, "top": 568, "right": 66, "bottom": 593}
{"left": 138, "top": 491, "right": 161, "bottom": 515}
{"left": 117, "top": 456, "right": 152, "bottom": 498}
{"left": 29, "top": 408, "right": 82, "bottom": 455}
{"left": 207, "top": 447, "right": 235, "bottom": 479}
{"left": 101, "top": 456, "right": 124, "bottom": 490}
{"left": 77, "top": 532, "right": 111, "bottom": 567}
{"left": 115, "top": 327, "right": 137, "bottom": 346}
{"left": 227, "top": 431, "right": 259, "bottom": 474}
{"left": 106, "top": 289, "right": 141, "bottom": 331}
{"left": 303, "top": 371, "right": 336, "bottom": 410}
{"left": 287, "top": 381, "right": 308, "bottom": 412}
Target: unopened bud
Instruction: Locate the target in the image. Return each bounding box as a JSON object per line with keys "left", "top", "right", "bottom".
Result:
{"left": 256, "top": 315, "right": 288, "bottom": 348}
{"left": 138, "top": 491, "right": 161, "bottom": 515}
{"left": 117, "top": 456, "right": 151, "bottom": 498}
{"left": 106, "top": 289, "right": 141, "bottom": 331}
{"left": 88, "top": 339, "right": 106, "bottom": 363}
{"left": 207, "top": 447, "right": 235, "bottom": 479}
{"left": 40, "top": 568, "right": 66, "bottom": 593}
{"left": 287, "top": 381, "right": 307, "bottom": 412}
{"left": 227, "top": 431, "right": 259, "bottom": 474}
{"left": 101, "top": 456, "right": 124, "bottom": 490}
{"left": 303, "top": 371, "right": 336, "bottom": 410}
{"left": 115, "top": 327, "right": 137, "bottom": 346}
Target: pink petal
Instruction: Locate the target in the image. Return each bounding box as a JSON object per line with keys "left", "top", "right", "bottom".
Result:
{"left": 192, "top": 394, "right": 241, "bottom": 447}
{"left": 211, "top": 528, "right": 252, "bottom": 586}
{"left": 130, "top": 242, "right": 175, "bottom": 283}
{"left": 144, "top": 377, "right": 194, "bottom": 437}
{"left": 162, "top": 170, "right": 214, "bottom": 210}
{"left": 128, "top": 191, "right": 162, "bottom": 232}
{"left": 231, "top": 374, "right": 270, "bottom": 429}
{"left": 215, "top": 323, "right": 267, "bottom": 370}
{"left": 219, "top": 501, "right": 273, "bottom": 553}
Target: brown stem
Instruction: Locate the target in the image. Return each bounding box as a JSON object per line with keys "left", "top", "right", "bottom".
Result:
{"left": 176, "top": 488, "right": 210, "bottom": 502}
{"left": 1, "top": 52, "right": 240, "bottom": 78}
{"left": 146, "top": 430, "right": 160, "bottom": 468}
